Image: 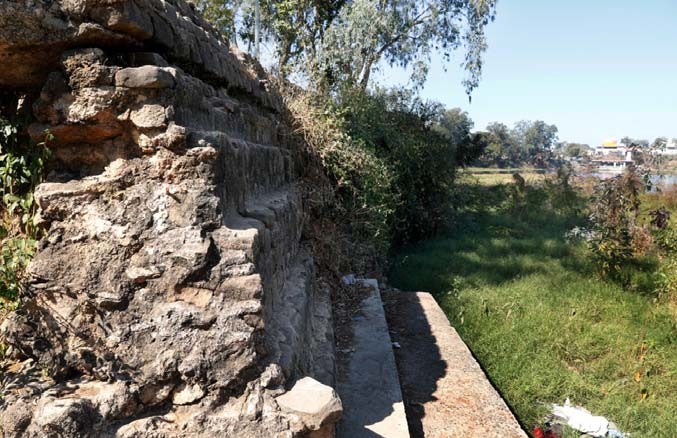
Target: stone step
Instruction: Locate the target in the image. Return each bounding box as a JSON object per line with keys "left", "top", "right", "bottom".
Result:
{"left": 190, "top": 130, "right": 293, "bottom": 209}
{"left": 221, "top": 186, "right": 303, "bottom": 301}
{"left": 336, "top": 282, "right": 410, "bottom": 438}
{"left": 176, "top": 95, "right": 284, "bottom": 147}
{"left": 382, "top": 291, "right": 528, "bottom": 438}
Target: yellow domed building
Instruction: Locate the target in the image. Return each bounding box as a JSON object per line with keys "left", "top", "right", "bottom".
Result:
{"left": 595, "top": 138, "right": 623, "bottom": 155}
{"left": 592, "top": 138, "right": 634, "bottom": 172}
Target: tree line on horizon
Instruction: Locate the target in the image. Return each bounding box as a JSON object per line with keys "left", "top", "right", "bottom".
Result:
{"left": 444, "top": 109, "right": 677, "bottom": 168}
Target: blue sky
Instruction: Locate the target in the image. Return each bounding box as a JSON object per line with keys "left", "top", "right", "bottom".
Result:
{"left": 376, "top": 0, "right": 677, "bottom": 146}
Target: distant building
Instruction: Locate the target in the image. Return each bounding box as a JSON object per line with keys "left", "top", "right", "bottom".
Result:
{"left": 592, "top": 138, "right": 633, "bottom": 172}
{"left": 592, "top": 137, "right": 677, "bottom": 161}
{"left": 658, "top": 138, "right": 677, "bottom": 156}
{"left": 594, "top": 138, "right": 624, "bottom": 156}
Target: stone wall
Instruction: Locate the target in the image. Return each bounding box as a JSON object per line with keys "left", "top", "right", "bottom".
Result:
{"left": 0, "top": 1, "right": 338, "bottom": 436}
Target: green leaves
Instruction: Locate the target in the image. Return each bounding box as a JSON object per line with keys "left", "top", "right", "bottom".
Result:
{"left": 588, "top": 167, "right": 648, "bottom": 282}
{"left": 0, "top": 236, "right": 36, "bottom": 303}
{"left": 196, "top": 1, "right": 496, "bottom": 95}
{"left": 0, "top": 115, "right": 50, "bottom": 306}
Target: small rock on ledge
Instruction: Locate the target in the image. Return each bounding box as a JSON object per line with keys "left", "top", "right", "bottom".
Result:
{"left": 276, "top": 377, "right": 343, "bottom": 437}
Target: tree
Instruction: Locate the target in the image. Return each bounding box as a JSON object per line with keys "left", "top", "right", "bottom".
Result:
{"left": 513, "top": 120, "right": 558, "bottom": 154}
{"left": 652, "top": 137, "right": 668, "bottom": 150}
{"left": 456, "top": 132, "right": 489, "bottom": 167}
{"left": 562, "top": 143, "right": 590, "bottom": 158}
{"left": 193, "top": 0, "right": 241, "bottom": 39}
{"left": 510, "top": 120, "right": 558, "bottom": 167}
{"left": 200, "top": 0, "right": 497, "bottom": 94}
{"left": 621, "top": 137, "right": 649, "bottom": 148}
{"left": 258, "top": 0, "right": 347, "bottom": 74}
{"left": 435, "top": 108, "right": 474, "bottom": 146}
{"left": 317, "top": 0, "right": 497, "bottom": 93}
{"left": 434, "top": 108, "right": 486, "bottom": 167}
{"left": 484, "top": 122, "right": 519, "bottom": 165}
{"left": 634, "top": 139, "right": 649, "bottom": 148}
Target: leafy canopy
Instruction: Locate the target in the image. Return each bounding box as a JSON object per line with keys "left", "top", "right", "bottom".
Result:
{"left": 198, "top": 0, "right": 497, "bottom": 94}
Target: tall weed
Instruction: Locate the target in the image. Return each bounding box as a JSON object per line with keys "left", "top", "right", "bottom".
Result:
{"left": 0, "top": 114, "right": 51, "bottom": 306}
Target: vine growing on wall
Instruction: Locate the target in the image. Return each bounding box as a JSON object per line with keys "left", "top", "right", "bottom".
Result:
{"left": 0, "top": 114, "right": 51, "bottom": 307}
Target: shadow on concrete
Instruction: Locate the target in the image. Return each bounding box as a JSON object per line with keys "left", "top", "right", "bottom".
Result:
{"left": 382, "top": 291, "right": 444, "bottom": 438}
{"left": 382, "top": 291, "right": 528, "bottom": 438}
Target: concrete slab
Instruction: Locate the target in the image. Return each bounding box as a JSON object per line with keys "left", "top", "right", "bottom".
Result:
{"left": 336, "top": 284, "right": 410, "bottom": 438}
{"left": 382, "top": 291, "right": 527, "bottom": 438}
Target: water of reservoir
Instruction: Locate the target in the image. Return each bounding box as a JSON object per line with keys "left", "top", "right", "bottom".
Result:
{"left": 584, "top": 173, "right": 677, "bottom": 191}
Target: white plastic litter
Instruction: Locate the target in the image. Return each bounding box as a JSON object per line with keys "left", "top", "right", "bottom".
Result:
{"left": 342, "top": 274, "right": 356, "bottom": 285}
{"left": 341, "top": 274, "right": 379, "bottom": 290}
{"left": 552, "top": 399, "right": 608, "bottom": 437}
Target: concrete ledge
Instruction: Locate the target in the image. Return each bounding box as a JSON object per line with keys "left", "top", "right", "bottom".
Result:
{"left": 383, "top": 291, "right": 527, "bottom": 438}
{"left": 336, "top": 284, "right": 409, "bottom": 438}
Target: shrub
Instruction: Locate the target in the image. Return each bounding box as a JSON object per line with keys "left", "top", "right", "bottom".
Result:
{"left": 284, "top": 88, "right": 399, "bottom": 253}
{"left": 340, "top": 88, "right": 467, "bottom": 244}
{"left": 286, "top": 86, "right": 477, "bottom": 252}
{"left": 587, "top": 166, "right": 647, "bottom": 280}
{"left": 544, "top": 163, "right": 584, "bottom": 216}
{"left": 0, "top": 113, "right": 51, "bottom": 306}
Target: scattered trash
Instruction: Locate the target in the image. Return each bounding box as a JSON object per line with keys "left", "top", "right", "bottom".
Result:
{"left": 532, "top": 426, "right": 558, "bottom": 438}
{"left": 342, "top": 274, "right": 356, "bottom": 285}
{"left": 392, "top": 342, "right": 401, "bottom": 349}
{"left": 549, "top": 399, "right": 629, "bottom": 438}
{"left": 553, "top": 400, "right": 608, "bottom": 437}
{"left": 341, "top": 274, "right": 379, "bottom": 290}
{"left": 608, "top": 427, "right": 628, "bottom": 438}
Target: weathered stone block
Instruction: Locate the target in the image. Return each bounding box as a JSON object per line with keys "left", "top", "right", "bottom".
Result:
{"left": 276, "top": 377, "right": 343, "bottom": 433}
{"left": 130, "top": 103, "right": 168, "bottom": 128}
{"left": 115, "top": 65, "right": 176, "bottom": 88}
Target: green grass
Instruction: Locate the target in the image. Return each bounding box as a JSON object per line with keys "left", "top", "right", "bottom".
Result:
{"left": 390, "top": 184, "right": 677, "bottom": 438}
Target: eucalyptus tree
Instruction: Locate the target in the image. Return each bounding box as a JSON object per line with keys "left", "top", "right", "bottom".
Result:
{"left": 315, "top": 0, "right": 497, "bottom": 94}
{"left": 197, "top": 0, "right": 497, "bottom": 95}
{"left": 193, "top": 0, "right": 242, "bottom": 39}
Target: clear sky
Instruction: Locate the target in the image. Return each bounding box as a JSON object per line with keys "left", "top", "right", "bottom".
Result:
{"left": 375, "top": 0, "right": 677, "bottom": 147}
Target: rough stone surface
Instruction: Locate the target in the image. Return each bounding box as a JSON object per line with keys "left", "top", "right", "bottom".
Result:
{"left": 276, "top": 377, "right": 343, "bottom": 434}
{"left": 0, "top": 0, "right": 283, "bottom": 111}
{"left": 115, "top": 66, "right": 176, "bottom": 88}
{"left": 0, "top": 1, "right": 338, "bottom": 436}
{"left": 383, "top": 291, "right": 527, "bottom": 438}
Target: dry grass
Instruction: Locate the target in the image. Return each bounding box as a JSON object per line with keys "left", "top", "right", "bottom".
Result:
{"left": 462, "top": 168, "right": 549, "bottom": 186}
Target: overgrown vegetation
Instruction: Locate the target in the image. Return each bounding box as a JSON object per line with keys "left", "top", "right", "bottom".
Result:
{"left": 0, "top": 109, "right": 50, "bottom": 309}
{"left": 391, "top": 171, "right": 677, "bottom": 438}
{"left": 286, "top": 86, "right": 486, "bottom": 254}
{"left": 587, "top": 168, "right": 647, "bottom": 282}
